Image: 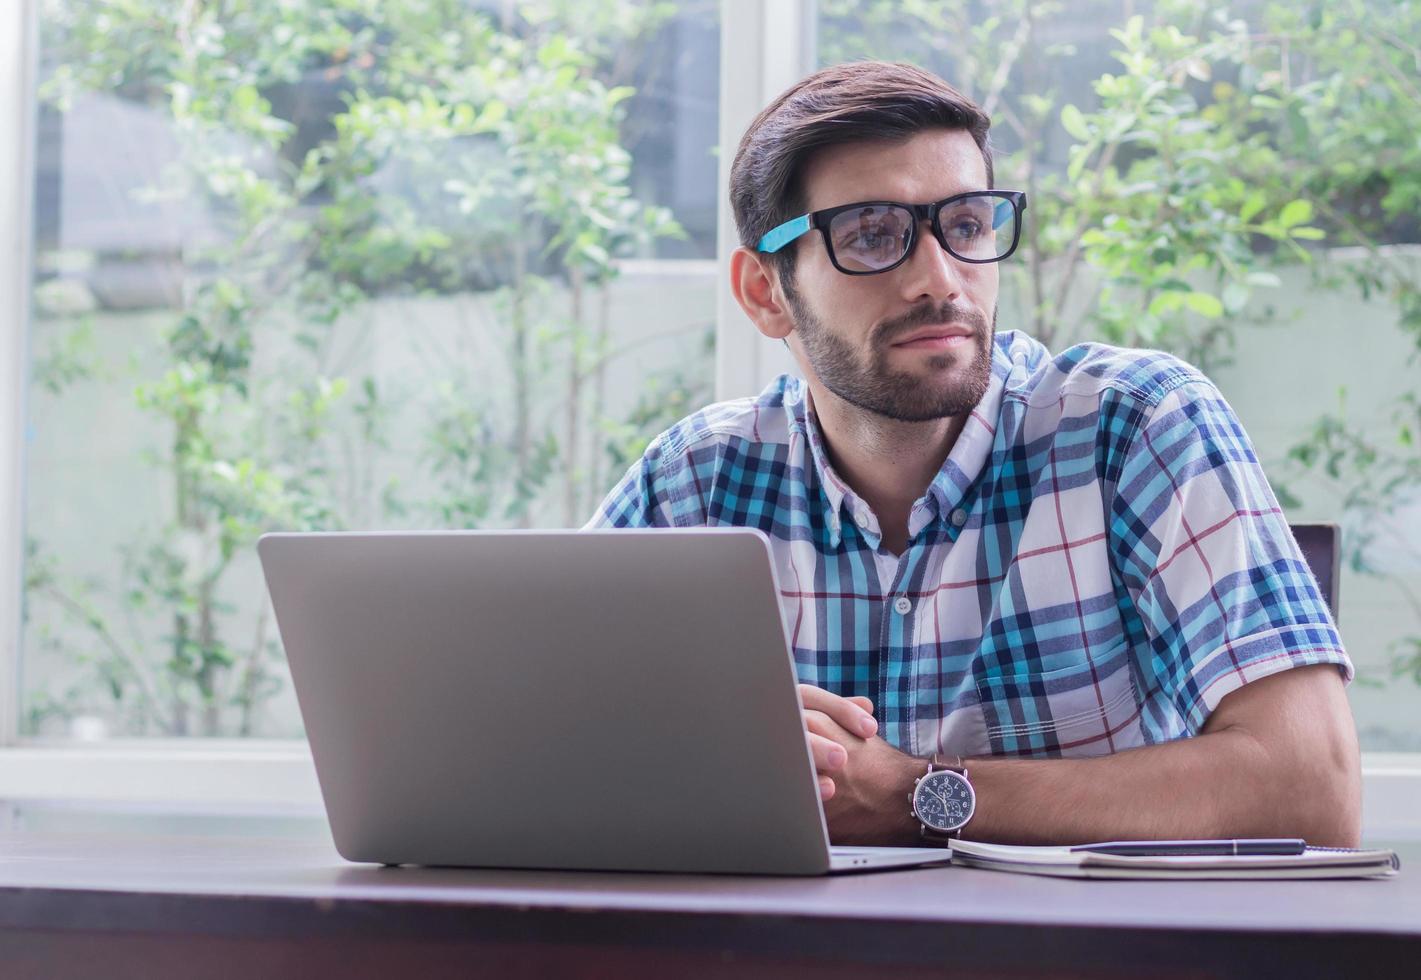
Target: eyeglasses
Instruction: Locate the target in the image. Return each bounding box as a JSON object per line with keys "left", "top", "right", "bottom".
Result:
{"left": 755, "top": 190, "right": 1027, "bottom": 275}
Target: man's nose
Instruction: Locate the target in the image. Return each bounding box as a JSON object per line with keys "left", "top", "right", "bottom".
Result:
{"left": 899, "top": 221, "right": 966, "bottom": 304}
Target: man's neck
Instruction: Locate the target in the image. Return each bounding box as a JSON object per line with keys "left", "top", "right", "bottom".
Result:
{"left": 808, "top": 385, "right": 968, "bottom": 555}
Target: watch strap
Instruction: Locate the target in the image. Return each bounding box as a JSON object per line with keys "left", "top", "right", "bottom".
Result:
{"left": 929, "top": 753, "right": 967, "bottom": 776}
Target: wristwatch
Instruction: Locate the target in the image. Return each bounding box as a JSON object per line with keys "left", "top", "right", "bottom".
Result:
{"left": 910, "top": 754, "right": 975, "bottom": 843}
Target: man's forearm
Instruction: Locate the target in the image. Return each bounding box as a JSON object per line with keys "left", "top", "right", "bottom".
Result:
{"left": 958, "top": 666, "right": 1362, "bottom": 847}
{"left": 823, "top": 667, "right": 1360, "bottom": 848}
{"left": 961, "top": 725, "right": 1360, "bottom": 847}
{"left": 839, "top": 727, "right": 1348, "bottom": 847}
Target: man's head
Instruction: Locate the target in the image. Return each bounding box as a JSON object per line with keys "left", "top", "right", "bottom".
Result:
{"left": 729, "top": 62, "right": 1004, "bottom": 423}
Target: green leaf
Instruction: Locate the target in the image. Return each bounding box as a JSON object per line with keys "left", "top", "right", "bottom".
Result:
{"left": 1060, "top": 104, "right": 1091, "bottom": 141}
{"left": 1289, "top": 226, "right": 1325, "bottom": 240}
{"left": 1239, "top": 193, "right": 1267, "bottom": 224}
{"left": 1286, "top": 101, "right": 1309, "bottom": 145}
{"left": 1147, "top": 292, "right": 1184, "bottom": 316}
{"left": 1183, "top": 292, "right": 1224, "bottom": 318}
{"left": 475, "top": 100, "right": 507, "bottom": 129}
{"left": 1277, "top": 199, "right": 1313, "bottom": 229}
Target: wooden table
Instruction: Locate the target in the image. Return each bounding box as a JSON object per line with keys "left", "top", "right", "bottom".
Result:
{"left": 0, "top": 814, "right": 1414, "bottom": 979}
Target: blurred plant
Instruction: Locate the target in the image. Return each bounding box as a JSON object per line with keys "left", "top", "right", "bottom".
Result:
{"left": 26, "top": 0, "right": 701, "bottom": 735}
{"left": 601, "top": 322, "right": 716, "bottom": 474}
{"left": 27, "top": 0, "right": 1418, "bottom": 739}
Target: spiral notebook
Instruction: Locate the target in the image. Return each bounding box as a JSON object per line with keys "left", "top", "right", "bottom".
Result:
{"left": 949, "top": 839, "right": 1401, "bottom": 880}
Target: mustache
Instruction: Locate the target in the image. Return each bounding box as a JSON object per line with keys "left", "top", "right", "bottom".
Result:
{"left": 876, "top": 301, "right": 990, "bottom": 345}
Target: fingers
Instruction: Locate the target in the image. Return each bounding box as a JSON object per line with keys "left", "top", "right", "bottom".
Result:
{"left": 807, "top": 730, "right": 847, "bottom": 774}
{"left": 797, "top": 685, "right": 878, "bottom": 803}
{"left": 806, "top": 720, "right": 845, "bottom": 801}
{"left": 799, "top": 684, "right": 878, "bottom": 738}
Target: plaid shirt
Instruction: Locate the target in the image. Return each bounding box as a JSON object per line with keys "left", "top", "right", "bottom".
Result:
{"left": 587, "top": 331, "right": 1351, "bottom": 759}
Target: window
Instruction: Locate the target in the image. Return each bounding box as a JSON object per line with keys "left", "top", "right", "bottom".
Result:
{"left": 2, "top": 1, "right": 1417, "bottom": 829}
{"left": 19, "top": 0, "right": 718, "bottom": 740}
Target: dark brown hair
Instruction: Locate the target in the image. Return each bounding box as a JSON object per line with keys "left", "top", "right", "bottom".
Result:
{"left": 729, "top": 61, "right": 994, "bottom": 284}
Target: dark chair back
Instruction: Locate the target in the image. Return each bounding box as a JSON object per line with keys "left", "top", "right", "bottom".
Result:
{"left": 1290, "top": 522, "right": 1341, "bottom": 621}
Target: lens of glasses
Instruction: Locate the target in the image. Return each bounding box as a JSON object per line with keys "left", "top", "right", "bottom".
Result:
{"left": 936, "top": 194, "right": 1018, "bottom": 262}
{"left": 826, "top": 194, "right": 1020, "bottom": 272}
{"left": 827, "top": 205, "right": 915, "bottom": 272}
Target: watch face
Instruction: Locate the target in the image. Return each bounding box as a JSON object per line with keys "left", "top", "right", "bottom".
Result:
{"left": 913, "top": 770, "right": 975, "bottom": 831}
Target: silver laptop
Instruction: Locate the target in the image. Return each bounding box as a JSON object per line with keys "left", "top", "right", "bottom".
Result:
{"left": 257, "top": 528, "right": 952, "bottom": 875}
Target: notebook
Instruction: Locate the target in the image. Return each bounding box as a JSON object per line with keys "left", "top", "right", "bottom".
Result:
{"left": 948, "top": 839, "right": 1401, "bottom": 880}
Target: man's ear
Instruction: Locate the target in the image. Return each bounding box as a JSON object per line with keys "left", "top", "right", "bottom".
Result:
{"left": 729, "top": 246, "right": 796, "bottom": 341}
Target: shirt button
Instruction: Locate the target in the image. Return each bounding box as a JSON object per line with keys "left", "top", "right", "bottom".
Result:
{"left": 950, "top": 508, "right": 968, "bottom": 527}
{"left": 893, "top": 596, "right": 913, "bottom": 615}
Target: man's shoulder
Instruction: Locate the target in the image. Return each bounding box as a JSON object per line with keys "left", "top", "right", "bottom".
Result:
{"left": 1000, "top": 332, "right": 1212, "bottom": 413}
{"left": 643, "top": 374, "right": 800, "bottom": 471}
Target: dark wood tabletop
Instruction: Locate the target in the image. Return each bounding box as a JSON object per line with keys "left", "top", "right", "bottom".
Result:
{"left": 0, "top": 810, "right": 1415, "bottom": 979}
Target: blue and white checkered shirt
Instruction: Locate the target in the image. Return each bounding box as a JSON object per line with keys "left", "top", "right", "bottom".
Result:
{"left": 587, "top": 331, "right": 1351, "bottom": 759}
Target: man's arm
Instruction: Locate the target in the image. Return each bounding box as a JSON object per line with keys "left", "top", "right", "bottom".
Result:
{"left": 809, "top": 663, "right": 1362, "bottom": 848}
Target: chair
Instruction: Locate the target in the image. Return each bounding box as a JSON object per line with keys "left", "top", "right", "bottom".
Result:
{"left": 1289, "top": 522, "right": 1342, "bottom": 621}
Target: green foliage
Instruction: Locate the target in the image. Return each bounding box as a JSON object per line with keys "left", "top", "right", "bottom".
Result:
{"left": 26, "top": 0, "right": 1421, "bottom": 737}
{"left": 602, "top": 324, "right": 716, "bottom": 472}
{"left": 30, "top": 318, "right": 101, "bottom": 394}
{"left": 27, "top": 0, "right": 697, "bottom": 736}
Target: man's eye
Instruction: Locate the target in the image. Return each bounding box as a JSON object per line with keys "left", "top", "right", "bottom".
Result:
{"left": 946, "top": 219, "right": 983, "bottom": 240}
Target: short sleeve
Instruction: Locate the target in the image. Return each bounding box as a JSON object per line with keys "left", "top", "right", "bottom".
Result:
{"left": 584, "top": 455, "right": 659, "bottom": 529}
{"left": 1107, "top": 380, "right": 1352, "bottom": 735}
{"left": 583, "top": 434, "right": 708, "bottom": 530}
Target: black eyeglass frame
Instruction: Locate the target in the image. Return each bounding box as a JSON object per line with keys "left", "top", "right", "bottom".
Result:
{"left": 798, "top": 190, "right": 1027, "bottom": 276}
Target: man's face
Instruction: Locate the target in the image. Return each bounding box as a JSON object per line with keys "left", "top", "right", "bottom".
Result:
{"left": 781, "top": 129, "right": 998, "bottom": 423}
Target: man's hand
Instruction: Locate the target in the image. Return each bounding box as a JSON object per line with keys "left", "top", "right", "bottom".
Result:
{"left": 798, "top": 685, "right": 923, "bottom": 845}
{"left": 799, "top": 684, "right": 877, "bottom": 800}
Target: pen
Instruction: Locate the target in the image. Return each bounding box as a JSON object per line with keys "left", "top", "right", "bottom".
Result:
{"left": 1071, "top": 838, "right": 1307, "bottom": 857}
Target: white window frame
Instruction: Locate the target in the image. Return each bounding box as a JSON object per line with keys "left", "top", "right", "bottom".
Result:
{"left": 1, "top": 0, "right": 1418, "bottom": 838}
{"left": 713, "top": 0, "right": 813, "bottom": 400}
{"left": 1, "top": 0, "right": 35, "bottom": 757}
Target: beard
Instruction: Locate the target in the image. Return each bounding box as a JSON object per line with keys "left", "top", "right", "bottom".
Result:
{"left": 783, "top": 283, "right": 996, "bottom": 423}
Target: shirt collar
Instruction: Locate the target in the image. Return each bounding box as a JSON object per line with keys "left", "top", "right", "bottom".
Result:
{"left": 781, "top": 337, "right": 1015, "bottom": 549}
{"left": 920, "top": 339, "right": 1013, "bottom": 525}
{"left": 782, "top": 379, "right": 854, "bottom": 547}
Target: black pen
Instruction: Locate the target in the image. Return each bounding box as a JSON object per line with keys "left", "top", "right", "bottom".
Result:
{"left": 1071, "top": 838, "right": 1307, "bottom": 857}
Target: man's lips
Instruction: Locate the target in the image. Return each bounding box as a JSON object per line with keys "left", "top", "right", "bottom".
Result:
{"left": 891, "top": 325, "right": 975, "bottom": 349}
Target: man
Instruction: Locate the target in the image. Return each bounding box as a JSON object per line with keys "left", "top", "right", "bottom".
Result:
{"left": 588, "top": 62, "right": 1361, "bottom": 847}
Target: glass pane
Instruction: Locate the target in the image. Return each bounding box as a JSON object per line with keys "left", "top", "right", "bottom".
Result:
{"left": 815, "top": 0, "right": 1421, "bottom": 751}
{"left": 23, "top": 0, "right": 720, "bottom": 739}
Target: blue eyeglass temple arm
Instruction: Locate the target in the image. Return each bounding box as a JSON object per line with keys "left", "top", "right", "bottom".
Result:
{"left": 756, "top": 214, "right": 811, "bottom": 254}
{"left": 755, "top": 199, "right": 1017, "bottom": 254}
